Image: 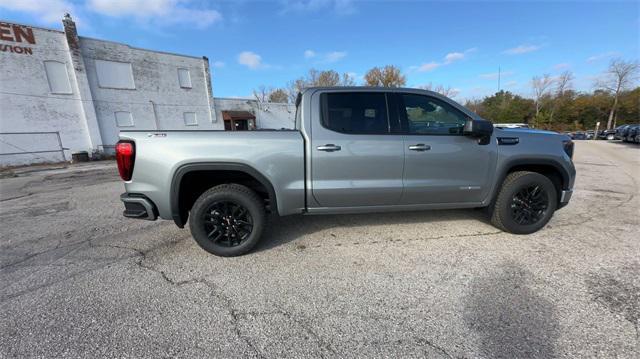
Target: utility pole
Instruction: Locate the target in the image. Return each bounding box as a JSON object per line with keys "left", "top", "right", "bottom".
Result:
{"left": 497, "top": 66, "right": 501, "bottom": 92}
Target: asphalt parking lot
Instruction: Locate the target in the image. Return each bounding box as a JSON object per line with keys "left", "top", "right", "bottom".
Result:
{"left": 1, "top": 141, "right": 639, "bottom": 358}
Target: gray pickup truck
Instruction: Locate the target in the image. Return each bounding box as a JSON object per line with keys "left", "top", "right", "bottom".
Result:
{"left": 117, "top": 87, "right": 575, "bottom": 256}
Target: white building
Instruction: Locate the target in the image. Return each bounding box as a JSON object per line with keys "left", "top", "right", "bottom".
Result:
{"left": 0, "top": 15, "right": 293, "bottom": 166}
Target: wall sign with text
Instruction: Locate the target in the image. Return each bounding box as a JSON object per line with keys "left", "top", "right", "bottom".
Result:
{"left": 0, "top": 23, "right": 36, "bottom": 55}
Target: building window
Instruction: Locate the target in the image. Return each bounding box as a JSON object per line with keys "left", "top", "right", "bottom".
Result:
{"left": 183, "top": 112, "right": 197, "bottom": 126}
{"left": 95, "top": 60, "right": 135, "bottom": 89}
{"left": 115, "top": 111, "right": 134, "bottom": 127}
{"left": 43, "top": 61, "right": 72, "bottom": 94}
{"left": 177, "top": 68, "right": 192, "bottom": 88}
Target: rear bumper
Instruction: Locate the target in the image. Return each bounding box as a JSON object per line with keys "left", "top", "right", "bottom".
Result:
{"left": 120, "top": 193, "right": 158, "bottom": 220}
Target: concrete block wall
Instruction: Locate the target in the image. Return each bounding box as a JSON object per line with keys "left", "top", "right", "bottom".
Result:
{"left": 81, "top": 37, "right": 220, "bottom": 148}
{"left": 0, "top": 22, "right": 95, "bottom": 165}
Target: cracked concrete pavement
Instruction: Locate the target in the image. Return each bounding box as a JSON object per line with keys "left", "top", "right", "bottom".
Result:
{"left": 1, "top": 141, "right": 639, "bottom": 358}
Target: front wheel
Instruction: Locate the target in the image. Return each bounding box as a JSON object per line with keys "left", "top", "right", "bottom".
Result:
{"left": 606, "top": 134, "right": 615, "bottom": 140}
{"left": 490, "top": 171, "right": 557, "bottom": 234}
{"left": 189, "top": 184, "right": 266, "bottom": 257}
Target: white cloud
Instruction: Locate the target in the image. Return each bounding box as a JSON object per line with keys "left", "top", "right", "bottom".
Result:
{"left": 0, "top": 0, "right": 221, "bottom": 28}
{"left": 417, "top": 62, "right": 441, "bottom": 72}
{"left": 412, "top": 48, "right": 476, "bottom": 72}
{"left": 505, "top": 81, "right": 518, "bottom": 88}
{"left": 324, "top": 51, "right": 346, "bottom": 63}
{"left": 88, "top": 0, "right": 222, "bottom": 28}
{"left": 0, "top": 0, "right": 76, "bottom": 24}
{"left": 237, "top": 51, "right": 263, "bottom": 69}
{"left": 586, "top": 51, "right": 621, "bottom": 63}
{"left": 305, "top": 50, "right": 347, "bottom": 63}
{"left": 211, "top": 61, "right": 225, "bottom": 68}
{"left": 553, "top": 63, "right": 570, "bottom": 70}
{"left": 479, "top": 71, "right": 514, "bottom": 80}
{"left": 444, "top": 52, "right": 465, "bottom": 64}
{"left": 503, "top": 44, "right": 542, "bottom": 55}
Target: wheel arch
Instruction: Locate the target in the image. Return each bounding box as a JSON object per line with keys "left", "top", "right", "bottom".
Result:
{"left": 170, "top": 162, "right": 278, "bottom": 228}
{"left": 490, "top": 158, "right": 571, "bottom": 207}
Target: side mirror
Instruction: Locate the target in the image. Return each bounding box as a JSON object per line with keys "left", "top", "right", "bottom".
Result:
{"left": 463, "top": 118, "right": 494, "bottom": 138}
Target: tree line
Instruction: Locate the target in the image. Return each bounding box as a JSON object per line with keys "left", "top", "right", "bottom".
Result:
{"left": 254, "top": 58, "right": 638, "bottom": 130}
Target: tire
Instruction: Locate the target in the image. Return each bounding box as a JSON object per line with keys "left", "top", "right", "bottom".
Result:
{"left": 189, "top": 184, "right": 266, "bottom": 257}
{"left": 490, "top": 171, "right": 557, "bottom": 234}
{"left": 606, "top": 134, "right": 615, "bottom": 140}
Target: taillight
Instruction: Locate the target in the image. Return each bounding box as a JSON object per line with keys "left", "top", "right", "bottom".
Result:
{"left": 562, "top": 139, "right": 574, "bottom": 159}
{"left": 116, "top": 141, "right": 135, "bottom": 181}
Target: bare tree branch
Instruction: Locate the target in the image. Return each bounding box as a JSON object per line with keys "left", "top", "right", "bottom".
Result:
{"left": 418, "top": 82, "right": 459, "bottom": 97}
{"left": 531, "top": 74, "right": 555, "bottom": 117}
{"left": 595, "top": 58, "right": 639, "bottom": 129}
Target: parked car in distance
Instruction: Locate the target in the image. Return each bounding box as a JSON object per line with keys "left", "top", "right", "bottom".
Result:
{"left": 625, "top": 124, "right": 640, "bottom": 143}
{"left": 598, "top": 129, "right": 617, "bottom": 140}
{"left": 117, "top": 87, "right": 576, "bottom": 256}
{"left": 616, "top": 124, "right": 632, "bottom": 140}
{"left": 570, "top": 132, "right": 588, "bottom": 140}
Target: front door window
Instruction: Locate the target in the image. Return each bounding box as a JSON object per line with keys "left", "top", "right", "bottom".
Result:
{"left": 401, "top": 94, "right": 467, "bottom": 135}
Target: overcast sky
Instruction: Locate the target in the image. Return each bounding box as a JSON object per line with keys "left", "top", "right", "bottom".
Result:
{"left": 1, "top": 0, "right": 638, "bottom": 100}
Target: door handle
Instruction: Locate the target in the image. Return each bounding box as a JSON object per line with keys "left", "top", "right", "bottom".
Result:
{"left": 317, "top": 144, "right": 341, "bottom": 152}
{"left": 408, "top": 144, "right": 431, "bottom": 151}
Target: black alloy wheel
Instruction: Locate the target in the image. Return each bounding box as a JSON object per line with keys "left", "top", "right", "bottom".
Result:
{"left": 490, "top": 171, "right": 557, "bottom": 234}
{"left": 203, "top": 201, "right": 254, "bottom": 247}
{"left": 189, "top": 184, "right": 266, "bottom": 257}
{"left": 510, "top": 185, "right": 549, "bottom": 225}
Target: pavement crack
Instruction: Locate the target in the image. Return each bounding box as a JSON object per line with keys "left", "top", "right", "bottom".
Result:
{"left": 0, "top": 192, "right": 33, "bottom": 202}
{"left": 415, "top": 337, "right": 457, "bottom": 358}
{"left": 126, "top": 253, "right": 266, "bottom": 359}
{"left": 273, "top": 306, "right": 338, "bottom": 358}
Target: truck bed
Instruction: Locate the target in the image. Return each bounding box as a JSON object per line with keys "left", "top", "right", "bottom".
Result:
{"left": 119, "top": 130, "right": 306, "bottom": 219}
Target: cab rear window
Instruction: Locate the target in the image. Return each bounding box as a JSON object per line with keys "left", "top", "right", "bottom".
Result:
{"left": 321, "top": 92, "right": 389, "bottom": 134}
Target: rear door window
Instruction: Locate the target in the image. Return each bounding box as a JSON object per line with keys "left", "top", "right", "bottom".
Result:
{"left": 321, "top": 92, "right": 390, "bottom": 134}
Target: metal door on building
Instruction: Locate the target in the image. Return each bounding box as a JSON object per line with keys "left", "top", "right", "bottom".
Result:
{"left": 222, "top": 111, "right": 256, "bottom": 131}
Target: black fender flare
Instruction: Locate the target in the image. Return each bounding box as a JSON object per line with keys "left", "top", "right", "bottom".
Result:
{"left": 488, "top": 158, "right": 572, "bottom": 206}
{"left": 170, "top": 162, "right": 278, "bottom": 228}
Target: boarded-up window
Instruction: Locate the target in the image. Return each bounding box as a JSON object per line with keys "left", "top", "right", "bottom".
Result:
{"left": 178, "top": 68, "right": 192, "bottom": 88}
{"left": 44, "top": 61, "right": 72, "bottom": 94}
{"left": 95, "top": 60, "right": 135, "bottom": 89}
{"left": 115, "top": 111, "right": 134, "bottom": 127}
{"left": 183, "top": 112, "right": 197, "bottom": 126}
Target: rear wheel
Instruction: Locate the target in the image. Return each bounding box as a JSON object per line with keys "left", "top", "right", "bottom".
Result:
{"left": 189, "top": 184, "right": 266, "bottom": 257}
{"left": 490, "top": 171, "right": 557, "bottom": 234}
{"left": 606, "top": 133, "right": 615, "bottom": 140}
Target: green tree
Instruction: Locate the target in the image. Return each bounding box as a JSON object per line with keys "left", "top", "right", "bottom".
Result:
{"left": 615, "top": 87, "right": 640, "bottom": 126}
{"left": 474, "top": 91, "right": 535, "bottom": 124}
{"left": 572, "top": 90, "right": 611, "bottom": 130}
